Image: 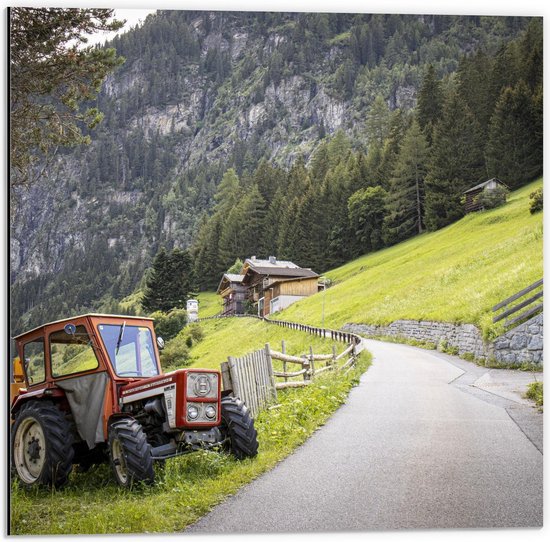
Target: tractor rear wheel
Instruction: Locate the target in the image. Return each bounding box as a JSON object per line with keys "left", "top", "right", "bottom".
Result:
{"left": 108, "top": 418, "right": 154, "bottom": 488}
{"left": 220, "top": 396, "right": 259, "bottom": 459}
{"left": 11, "top": 400, "right": 74, "bottom": 488}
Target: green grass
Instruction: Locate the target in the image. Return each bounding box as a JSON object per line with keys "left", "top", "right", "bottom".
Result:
{"left": 196, "top": 291, "right": 223, "bottom": 318}
{"left": 184, "top": 318, "right": 346, "bottom": 371}
{"left": 279, "top": 179, "right": 543, "bottom": 339}
{"left": 10, "top": 349, "right": 371, "bottom": 535}
{"left": 525, "top": 381, "right": 543, "bottom": 408}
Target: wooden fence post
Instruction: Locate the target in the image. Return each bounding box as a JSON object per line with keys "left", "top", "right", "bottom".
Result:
{"left": 281, "top": 339, "right": 287, "bottom": 383}
{"left": 332, "top": 345, "right": 337, "bottom": 368}
{"left": 309, "top": 346, "right": 315, "bottom": 379}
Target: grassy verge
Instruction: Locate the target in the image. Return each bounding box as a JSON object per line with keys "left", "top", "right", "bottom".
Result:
{"left": 10, "top": 351, "right": 371, "bottom": 535}
{"left": 160, "top": 317, "right": 347, "bottom": 372}
{"left": 279, "top": 179, "right": 543, "bottom": 339}
{"left": 525, "top": 381, "right": 543, "bottom": 408}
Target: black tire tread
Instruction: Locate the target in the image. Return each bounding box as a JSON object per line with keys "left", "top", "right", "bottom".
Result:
{"left": 220, "top": 396, "right": 259, "bottom": 459}
{"left": 109, "top": 418, "right": 154, "bottom": 487}
{"left": 11, "top": 400, "right": 74, "bottom": 488}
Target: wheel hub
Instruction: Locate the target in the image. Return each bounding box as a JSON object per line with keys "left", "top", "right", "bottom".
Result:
{"left": 27, "top": 437, "right": 42, "bottom": 462}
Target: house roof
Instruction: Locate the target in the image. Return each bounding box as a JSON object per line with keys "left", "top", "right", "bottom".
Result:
{"left": 216, "top": 273, "right": 245, "bottom": 294}
{"left": 247, "top": 267, "right": 318, "bottom": 278}
{"left": 463, "top": 178, "right": 508, "bottom": 194}
{"left": 244, "top": 257, "right": 300, "bottom": 269}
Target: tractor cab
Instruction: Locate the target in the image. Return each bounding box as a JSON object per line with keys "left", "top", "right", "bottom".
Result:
{"left": 12, "top": 314, "right": 162, "bottom": 405}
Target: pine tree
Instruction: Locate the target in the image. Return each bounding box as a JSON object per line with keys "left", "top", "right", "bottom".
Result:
{"left": 348, "top": 186, "right": 387, "bottom": 255}
{"left": 424, "top": 90, "right": 486, "bottom": 231}
{"left": 417, "top": 65, "right": 444, "bottom": 145}
{"left": 142, "top": 248, "right": 194, "bottom": 313}
{"left": 142, "top": 247, "right": 172, "bottom": 312}
{"left": 366, "top": 95, "right": 391, "bottom": 146}
{"left": 486, "top": 81, "right": 542, "bottom": 188}
{"left": 383, "top": 119, "right": 429, "bottom": 245}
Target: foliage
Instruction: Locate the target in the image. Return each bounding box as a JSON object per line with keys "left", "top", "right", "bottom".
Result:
{"left": 473, "top": 185, "right": 509, "bottom": 210}
{"left": 150, "top": 308, "right": 187, "bottom": 341}
{"left": 416, "top": 64, "right": 443, "bottom": 145}
{"left": 348, "top": 186, "right": 387, "bottom": 253}
{"left": 142, "top": 248, "right": 194, "bottom": 313}
{"left": 525, "top": 381, "right": 543, "bottom": 408}
{"left": 10, "top": 8, "right": 124, "bottom": 188}
{"left": 227, "top": 258, "right": 244, "bottom": 274}
{"left": 383, "top": 119, "right": 429, "bottom": 244}
{"left": 529, "top": 187, "right": 543, "bottom": 214}
{"left": 278, "top": 179, "right": 543, "bottom": 339}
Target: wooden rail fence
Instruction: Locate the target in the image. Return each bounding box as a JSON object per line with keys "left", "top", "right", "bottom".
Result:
{"left": 492, "top": 278, "right": 543, "bottom": 328}
{"left": 202, "top": 313, "right": 364, "bottom": 417}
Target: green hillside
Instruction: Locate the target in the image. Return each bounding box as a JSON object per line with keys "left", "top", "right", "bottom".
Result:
{"left": 278, "top": 179, "right": 543, "bottom": 339}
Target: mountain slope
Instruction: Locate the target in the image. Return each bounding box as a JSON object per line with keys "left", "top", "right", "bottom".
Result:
{"left": 10, "top": 11, "right": 532, "bottom": 334}
{"left": 277, "top": 179, "right": 543, "bottom": 338}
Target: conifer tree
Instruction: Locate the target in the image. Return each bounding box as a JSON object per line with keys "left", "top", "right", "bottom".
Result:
{"left": 383, "top": 119, "right": 429, "bottom": 245}
{"left": 486, "top": 81, "right": 542, "bottom": 188}
{"left": 142, "top": 247, "right": 193, "bottom": 312}
{"left": 424, "top": 90, "right": 485, "bottom": 231}
{"left": 366, "top": 95, "right": 391, "bottom": 146}
{"left": 348, "top": 186, "right": 387, "bottom": 255}
{"left": 417, "top": 65, "right": 443, "bottom": 145}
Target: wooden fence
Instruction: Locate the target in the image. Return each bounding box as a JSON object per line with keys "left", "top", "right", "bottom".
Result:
{"left": 492, "top": 278, "right": 543, "bottom": 328}
{"left": 221, "top": 337, "right": 360, "bottom": 417}
{"left": 221, "top": 345, "right": 277, "bottom": 418}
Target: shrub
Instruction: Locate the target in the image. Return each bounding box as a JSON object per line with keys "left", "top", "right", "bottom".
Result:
{"left": 529, "top": 187, "right": 543, "bottom": 214}
{"left": 151, "top": 308, "right": 187, "bottom": 341}
{"left": 474, "top": 185, "right": 508, "bottom": 210}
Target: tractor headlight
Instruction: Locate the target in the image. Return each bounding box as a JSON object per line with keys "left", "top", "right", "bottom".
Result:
{"left": 187, "top": 372, "right": 218, "bottom": 399}
{"left": 187, "top": 405, "right": 199, "bottom": 420}
{"left": 193, "top": 375, "right": 212, "bottom": 397}
{"left": 205, "top": 405, "right": 217, "bottom": 419}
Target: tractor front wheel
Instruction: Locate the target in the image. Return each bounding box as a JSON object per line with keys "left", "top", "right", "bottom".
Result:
{"left": 11, "top": 400, "right": 74, "bottom": 488}
{"left": 220, "top": 396, "right": 259, "bottom": 459}
{"left": 108, "top": 418, "right": 154, "bottom": 488}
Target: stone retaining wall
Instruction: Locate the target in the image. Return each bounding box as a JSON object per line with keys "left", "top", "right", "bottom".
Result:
{"left": 492, "top": 313, "right": 543, "bottom": 365}
{"left": 342, "top": 313, "right": 543, "bottom": 366}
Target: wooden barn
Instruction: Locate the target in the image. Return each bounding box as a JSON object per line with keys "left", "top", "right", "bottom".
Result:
{"left": 463, "top": 178, "right": 509, "bottom": 213}
{"left": 226, "top": 256, "right": 319, "bottom": 317}
{"left": 216, "top": 273, "right": 247, "bottom": 315}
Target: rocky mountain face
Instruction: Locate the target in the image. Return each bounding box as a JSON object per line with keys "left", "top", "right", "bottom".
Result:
{"left": 10, "top": 10, "right": 528, "bottom": 331}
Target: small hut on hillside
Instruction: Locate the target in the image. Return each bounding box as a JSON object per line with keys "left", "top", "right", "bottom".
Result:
{"left": 463, "top": 178, "right": 509, "bottom": 213}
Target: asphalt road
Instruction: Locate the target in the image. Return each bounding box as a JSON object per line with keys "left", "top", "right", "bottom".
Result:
{"left": 187, "top": 339, "right": 543, "bottom": 533}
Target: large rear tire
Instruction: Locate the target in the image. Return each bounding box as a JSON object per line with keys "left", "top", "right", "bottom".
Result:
{"left": 11, "top": 400, "right": 74, "bottom": 488}
{"left": 108, "top": 418, "right": 154, "bottom": 488}
{"left": 220, "top": 396, "right": 259, "bottom": 459}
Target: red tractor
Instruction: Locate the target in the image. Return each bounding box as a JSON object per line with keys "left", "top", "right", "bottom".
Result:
{"left": 10, "top": 314, "right": 258, "bottom": 488}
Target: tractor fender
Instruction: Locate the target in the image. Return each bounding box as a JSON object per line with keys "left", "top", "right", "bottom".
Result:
{"left": 10, "top": 387, "right": 66, "bottom": 417}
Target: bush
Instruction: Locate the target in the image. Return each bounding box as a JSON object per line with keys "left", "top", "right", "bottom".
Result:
{"left": 474, "top": 185, "right": 508, "bottom": 210}
{"left": 529, "top": 187, "right": 543, "bottom": 214}
{"left": 151, "top": 308, "right": 187, "bottom": 341}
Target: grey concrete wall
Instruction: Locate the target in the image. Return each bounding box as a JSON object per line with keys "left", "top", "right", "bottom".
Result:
{"left": 343, "top": 313, "right": 543, "bottom": 366}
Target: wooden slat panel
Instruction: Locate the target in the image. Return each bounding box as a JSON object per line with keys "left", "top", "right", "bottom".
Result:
{"left": 493, "top": 290, "right": 543, "bottom": 323}
{"left": 492, "top": 279, "right": 543, "bottom": 312}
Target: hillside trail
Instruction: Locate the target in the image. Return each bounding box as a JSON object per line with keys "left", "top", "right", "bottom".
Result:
{"left": 187, "top": 338, "right": 542, "bottom": 532}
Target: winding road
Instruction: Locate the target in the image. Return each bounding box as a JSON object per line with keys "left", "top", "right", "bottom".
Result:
{"left": 188, "top": 339, "right": 543, "bottom": 532}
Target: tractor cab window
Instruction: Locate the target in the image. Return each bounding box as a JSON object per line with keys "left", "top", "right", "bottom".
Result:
{"left": 23, "top": 338, "right": 46, "bottom": 385}
{"left": 97, "top": 324, "right": 159, "bottom": 378}
{"left": 50, "top": 325, "right": 99, "bottom": 377}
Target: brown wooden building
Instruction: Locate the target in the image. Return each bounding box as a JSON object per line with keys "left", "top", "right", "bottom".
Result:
{"left": 216, "top": 274, "right": 247, "bottom": 315}
{"left": 241, "top": 256, "right": 319, "bottom": 317}
{"left": 463, "top": 178, "right": 508, "bottom": 213}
